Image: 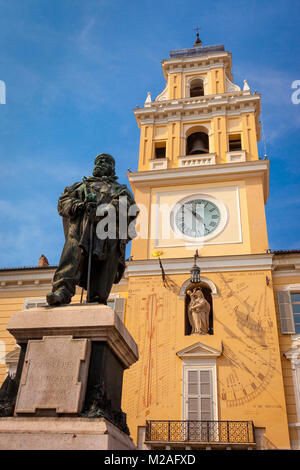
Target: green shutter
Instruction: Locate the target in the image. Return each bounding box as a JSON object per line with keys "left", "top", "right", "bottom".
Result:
{"left": 277, "top": 291, "right": 295, "bottom": 334}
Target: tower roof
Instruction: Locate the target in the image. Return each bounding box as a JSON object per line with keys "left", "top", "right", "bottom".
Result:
{"left": 170, "top": 43, "right": 225, "bottom": 59}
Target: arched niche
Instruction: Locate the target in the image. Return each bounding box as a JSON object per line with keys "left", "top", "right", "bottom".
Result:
{"left": 189, "top": 78, "right": 204, "bottom": 97}
{"left": 185, "top": 125, "right": 210, "bottom": 156}
{"left": 179, "top": 277, "right": 218, "bottom": 299}
{"left": 185, "top": 124, "right": 210, "bottom": 139}
{"left": 186, "top": 132, "right": 209, "bottom": 155}
{"left": 185, "top": 75, "right": 207, "bottom": 98}
{"left": 182, "top": 124, "right": 212, "bottom": 156}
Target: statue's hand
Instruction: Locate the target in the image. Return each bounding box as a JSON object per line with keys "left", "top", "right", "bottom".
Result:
{"left": 71, "top": 201, "right": 85, "bottom": 216}
{"left": 85, "top": 201, "right": 97, "bottom": 222}
{"left": 84, "top": 194, "right": 97, "bottom": 221}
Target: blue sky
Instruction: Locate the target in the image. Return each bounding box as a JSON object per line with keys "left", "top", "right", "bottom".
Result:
{"left": 0, "top": 0, "right": 299, "bottom": 268}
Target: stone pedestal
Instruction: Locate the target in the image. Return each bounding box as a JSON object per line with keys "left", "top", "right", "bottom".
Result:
{"left": 0, "top": 417, "right": 136, "bottom": 450}
{"left": 0, "top": 304, "right": 138, "bottom": 450}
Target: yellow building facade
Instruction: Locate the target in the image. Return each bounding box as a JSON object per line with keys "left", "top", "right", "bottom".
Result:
{"left": 0, "top": 39, "right": 300, "bottom": 450}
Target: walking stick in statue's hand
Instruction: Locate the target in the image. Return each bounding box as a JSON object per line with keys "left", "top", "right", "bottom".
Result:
{"left": 86, "top": 217, "right": 93, "bottom": 303}
{"left": 85, "top": 196, "right": 97, "bottom": 303}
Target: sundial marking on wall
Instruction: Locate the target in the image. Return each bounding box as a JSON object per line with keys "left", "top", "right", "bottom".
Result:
{"left": 215, "top": 273, "right": 279, "bottom": 408}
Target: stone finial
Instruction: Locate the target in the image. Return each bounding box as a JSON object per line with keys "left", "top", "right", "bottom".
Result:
{"left": 144, "top": 91, "right": 152, "bottom": 107}
{"left": 38, "top": 254, "right": 49, "bottom": 267}
{"left": 243, "top": 79, "right": 250, "bottom": 91}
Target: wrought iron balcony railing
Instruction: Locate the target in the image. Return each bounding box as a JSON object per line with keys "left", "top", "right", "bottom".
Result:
{"left": 145, "top": 420, "right": 255, "bottom": 444}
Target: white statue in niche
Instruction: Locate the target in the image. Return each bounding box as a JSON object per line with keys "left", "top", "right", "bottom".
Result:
{"left": 187, "top": 288, "right": 210, "bottom": 335}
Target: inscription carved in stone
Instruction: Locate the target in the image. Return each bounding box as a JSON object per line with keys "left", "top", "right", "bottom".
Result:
{"left": 15, "top": 336, "right": 91, "bottom": 415}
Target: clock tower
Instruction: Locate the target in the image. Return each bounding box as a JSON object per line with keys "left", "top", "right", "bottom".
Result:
{"left": 129, "top": 39, "right": 269, "bottom": 260}
{"left": 122, "top": 37, "right": 290, "bottom": 450}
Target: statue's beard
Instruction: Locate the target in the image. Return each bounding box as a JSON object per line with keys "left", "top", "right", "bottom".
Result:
{"left": 93, "top": 167, "right": 112, "bottom": 177}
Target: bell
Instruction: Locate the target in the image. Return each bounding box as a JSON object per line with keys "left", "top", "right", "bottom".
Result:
{"left": 187, "top": 132, "right": 209, "bottom": 155}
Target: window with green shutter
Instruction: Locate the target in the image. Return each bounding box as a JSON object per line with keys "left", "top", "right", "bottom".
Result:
{"left": 291, "top": 293, "right": 300, "bottom": 334}
{"left": 277, "top": 291, "right": 296, "bottom": 334}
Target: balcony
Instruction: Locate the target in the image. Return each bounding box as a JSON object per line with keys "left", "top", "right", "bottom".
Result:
{"left": 178, "top": 153, "right": 216, "bottom": 167}
{"left": 145, "top": 420, "right": 256, "bottom": 450}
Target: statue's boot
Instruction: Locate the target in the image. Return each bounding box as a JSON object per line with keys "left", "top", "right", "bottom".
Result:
{"left": 46, "top": 289, "right": 71, "bottom": 306}
{"left": 87, "top": 294, "right": 107, "bottom": 305}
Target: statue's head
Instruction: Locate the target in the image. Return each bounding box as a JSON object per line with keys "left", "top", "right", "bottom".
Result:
{"left": 195, "top": 289, "right": 204, "bottom": 298}
{"left": 93, "top": 153, "right": 116, "bottom": 178}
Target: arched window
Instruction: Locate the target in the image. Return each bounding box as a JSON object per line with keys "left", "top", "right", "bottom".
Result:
{"left": 184, "top": 283, "right": 213, "bottom": 335}
{"left": 190, "top": 79, "right": 204, "bottom": 97}
{"left": 186, "top": 131, "right": 209, "bottom": 155}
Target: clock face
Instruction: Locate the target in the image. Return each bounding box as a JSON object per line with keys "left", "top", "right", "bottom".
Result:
{"left": 174, "top": 198, "right": 221, "bottom": 238}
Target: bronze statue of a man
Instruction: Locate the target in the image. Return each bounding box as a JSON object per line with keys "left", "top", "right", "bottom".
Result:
{"left": 46, "top": 153, "right": 138, "bottom": 306}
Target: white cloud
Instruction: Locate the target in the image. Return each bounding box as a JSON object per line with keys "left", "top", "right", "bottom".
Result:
{"left": 233, "top": 63, "right": 300, "bottom": 142}
{"left": 0, "top": 197, "right": 62, "bottom": 267}
{"left": 0, "top": 155, "right": 89, "bottom": 184}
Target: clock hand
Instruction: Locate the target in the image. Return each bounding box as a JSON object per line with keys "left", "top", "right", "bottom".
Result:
{"left": 186, "top": 207, "right": 204, "bottom": 222}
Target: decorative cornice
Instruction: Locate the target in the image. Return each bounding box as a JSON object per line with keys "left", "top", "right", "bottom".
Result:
{"left": 138, "top": 106, "right": 257, "bottom": 127}
{"left": 272, "top": 253, "right": 300, "bottom": 277}
{"left": 1, "top": 252, "right": 300, "bottom": 290}
{"left": 0, "top": 267, "right": 128, "bottom": 292}
{"left": 127, "top": 160, "right": 269, "bottom": 203}
{"left": 273, "top": 254, "right": 300, "bottom": 267}
{"left": 1, "top": 248, "right": 299, "bottom": 293}
{"left": 134, "top": 92, "right": 260, "bottom": 124}
{"left": 164, "top": 62, "right": 227, "bottom": 76}
{"left": 126, "top": 253, "right": 273, "bottom": 277}
{"left": 161, "top": 51, "right": 232, "bottom": 79}
{"left": 272, "top": 271, "right": 300, "bottom": 278}
{"left": 0, "top": 268, "right": 56, "bottom": 292}
{"left": 0, "top": 266, "right": 57, "bottom": 272}
{"left": 284, "top": 335, "right": 300, "bottom": 361}
{"left": 128, "top": 159, "right": 268, "bottom": 183}
{"left": 177, "top": 341, "right": 222, "bottom": 359}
